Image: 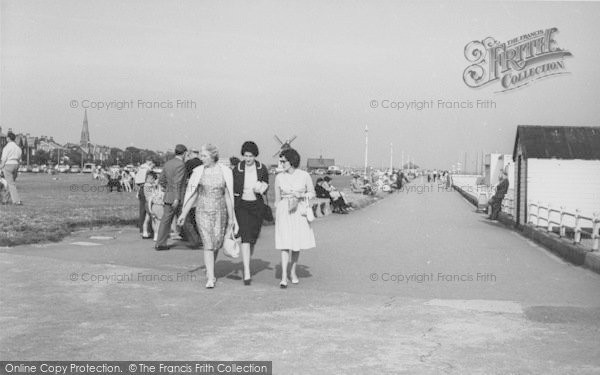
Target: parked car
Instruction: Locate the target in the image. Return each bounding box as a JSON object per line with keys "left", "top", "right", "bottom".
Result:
{"left": 57, "top": 164, "right": 70, "bottom": 173}
{"left": 31, "top": 165, "right": 40, "bottom": 173}
{"left": 327, "top": 166, "right": 342, "bottom": 175}
{"left": 70, "top": 165, "right": 81, "bottom": 173}
{"left": 82, "top": 163, "right": 95, "bottom": 173}
{"left": 314, "top": 168, "right": 326, "bottom": 175}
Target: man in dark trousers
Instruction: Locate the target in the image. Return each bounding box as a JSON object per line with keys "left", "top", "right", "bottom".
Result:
{"left": 155, "top": 144, "right": 187, "bottom": 250}
{"left": 488, "top": 170, "right": 509, "bottom": 221}
{"left": 181, "top": 149, "right": 202, "bottom": 248}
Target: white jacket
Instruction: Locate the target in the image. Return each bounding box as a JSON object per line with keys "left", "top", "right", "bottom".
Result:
{"left": 183, "top": 163, "right": 234, "bottom": 208}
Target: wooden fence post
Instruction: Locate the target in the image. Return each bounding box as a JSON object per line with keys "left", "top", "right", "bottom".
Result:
{"left": 592, "top": 212, "right": 599, "bottom": 252}
{"left": 574, "top": 209, "right": 581, "bottom": 244}
{"left": 559, "top": 207, "right": 565, "bottom": 238}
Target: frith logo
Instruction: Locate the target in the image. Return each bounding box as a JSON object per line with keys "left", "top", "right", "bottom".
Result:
{"left": 463, "top": 28, "right": 572, "bottom": 92}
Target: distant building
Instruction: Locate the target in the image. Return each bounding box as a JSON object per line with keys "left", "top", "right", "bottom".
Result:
{"left": 37, "top": 136, "right": 65, "bottom": 153}
{"left": 306, "top": 156, "right": 335, "bottom": 171}
{"left": 80, "top": 109, "right": 90, "bottom": 151}
{"left": 485, "top": 153, "right": 514, "bottom": 187}
{"left": 512, "top": 125, "right": 600, "bottom": 227}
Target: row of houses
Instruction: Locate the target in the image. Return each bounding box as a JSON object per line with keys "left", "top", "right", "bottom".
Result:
{"left": 0, "top": 126, "right": 116, "bottom": 165}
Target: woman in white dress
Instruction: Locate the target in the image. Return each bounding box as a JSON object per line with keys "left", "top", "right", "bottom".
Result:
{"left": 274, "top": 148, "right": 316, "bottom": 288}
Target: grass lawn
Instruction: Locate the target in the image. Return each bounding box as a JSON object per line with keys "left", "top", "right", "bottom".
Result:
{"left": 0, "top": 172, "right": 356, "bottom": 247}
{"left": 0, "top": 173, "right": 138, "bottom": 247}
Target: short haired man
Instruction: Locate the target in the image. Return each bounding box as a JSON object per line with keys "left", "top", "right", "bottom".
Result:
{"left": 0, "top": 132, "right": 23, "bottom": 205}
{"left": 181, "top": 149, "right": 202, "bottom": 248}
{"left": 155, "top": 144, "right": 187, "bottom": 250}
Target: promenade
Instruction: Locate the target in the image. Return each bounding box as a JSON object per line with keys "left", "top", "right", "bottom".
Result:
{"left": 1, "top": 176, "right": 600, "bottom": 373}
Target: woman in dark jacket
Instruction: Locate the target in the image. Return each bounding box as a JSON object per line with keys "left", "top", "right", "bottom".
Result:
{"left": 233, "top": 141, "right": 269, "bottom": 285}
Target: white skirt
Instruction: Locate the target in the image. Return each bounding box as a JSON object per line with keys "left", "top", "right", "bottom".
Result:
{"left": 275, "top": 199, "right": 316, "bottom": 251}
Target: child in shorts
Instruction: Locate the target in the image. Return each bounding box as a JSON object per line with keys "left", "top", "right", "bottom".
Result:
{"left": 142, "top": 171, "right": 164, "bottom": 241}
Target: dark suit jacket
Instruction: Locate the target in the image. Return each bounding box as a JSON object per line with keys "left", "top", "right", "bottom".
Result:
{"left": 492, "top": 178, "right": 509, "bottom": 202}
{"left": 158, "top": 156, "right": 185, "bottom": 204}
{"left": 232, "top": 160, "right": 269, "bottom": 204}
{"left": 185, "top": 158, "right": 202, "bottom": 179}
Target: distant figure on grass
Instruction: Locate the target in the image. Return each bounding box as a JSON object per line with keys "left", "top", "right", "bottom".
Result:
{"left": 275, "top": 148, "right": 316, "bottom": 288}
{"left": 178, "top": 144, "right": 238, "bottom": 289}
{"left": 0, "top": 172, "right": 10, "bottom": 204}
{"left": 488, "top": 170, "right": 509, "bottom": 221}
{"left": 107, "top": 167, "right": 121, "bottom": 192}
{"left": 155, "top": 144, "right": 187, "bottom": 250}
{"left": 120, "top": 170, "right": 132, "bottom": 192}
{"left": 0, "top": 131, "right": 23, "bottom": 205}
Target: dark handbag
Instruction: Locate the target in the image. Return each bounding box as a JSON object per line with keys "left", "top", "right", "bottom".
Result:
{"left": 261, "top": 194, "right": 275, "bottom": 223}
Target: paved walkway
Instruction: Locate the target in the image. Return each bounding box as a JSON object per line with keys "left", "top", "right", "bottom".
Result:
{"left": 1, "top": 177, "right": 600, "bottom": 374}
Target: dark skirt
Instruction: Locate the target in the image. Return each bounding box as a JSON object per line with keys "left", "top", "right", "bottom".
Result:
{"left": 235, "top": 199, "right": 263, "bottom": 244}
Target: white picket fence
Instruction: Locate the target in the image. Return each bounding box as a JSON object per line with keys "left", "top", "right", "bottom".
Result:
{"left": 528, "top": 202, "right": 600, "bottom": 251}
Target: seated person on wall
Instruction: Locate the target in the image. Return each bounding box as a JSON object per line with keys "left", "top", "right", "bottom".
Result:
{"left": 322, "top": 176, "right": 350, "bottom": 214}
{"left": 315, "top": 178, "right": 342, "bottom": 214}
{"left": 391, "top": 170, "right": 409, "bottom": 191}
{"left": 488, "top": 170, "right": 509, "bottom": 221}
{"left": 351, "top": 174, "right": 371, "bottom": 195}
{"left": 315, "top": 178, "right": 329, "bottom": 198}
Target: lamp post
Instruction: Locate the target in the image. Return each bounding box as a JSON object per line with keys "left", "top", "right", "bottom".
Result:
{"left": 364, "top": 125, "right": 369, "bottom": 176}
{"left": 389, "top": 142, "right": 393, "bottom": 172}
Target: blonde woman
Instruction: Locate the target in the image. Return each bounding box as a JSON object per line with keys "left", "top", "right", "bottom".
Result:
{"left": 177, "top": 144, "right": 238, "bottom": 288}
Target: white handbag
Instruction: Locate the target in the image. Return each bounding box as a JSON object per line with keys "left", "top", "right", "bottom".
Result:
{"left": 223, "top": 227, "right": 240, "bottom": 258}
{"left": 299, "top": 197, "right": 315, "bottom": 223}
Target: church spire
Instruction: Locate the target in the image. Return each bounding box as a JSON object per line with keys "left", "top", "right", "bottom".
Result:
{"left": 80, "top": 109, "right": 90, "bottom": 149}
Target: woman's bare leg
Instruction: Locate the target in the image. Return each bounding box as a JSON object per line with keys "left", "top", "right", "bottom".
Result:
{"left": 290, "top": 250, "right": 300, "bottom": 283}
{"left": 242, "top": 242, "right": 251, "bottom": 280}
{"left": 280, "top": 250, "right": 290, "bottom": 284}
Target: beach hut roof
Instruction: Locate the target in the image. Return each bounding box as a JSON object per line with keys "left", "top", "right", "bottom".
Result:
{"left": 513, "top": 125, "right": 600, "bottom": 161}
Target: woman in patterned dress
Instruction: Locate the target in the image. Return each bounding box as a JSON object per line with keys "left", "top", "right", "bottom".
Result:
{"left": 274, "top": 148, "right": 316, "bottom": 288}
{"left": 178, "top": 144, "right": 238, "bottom": 288}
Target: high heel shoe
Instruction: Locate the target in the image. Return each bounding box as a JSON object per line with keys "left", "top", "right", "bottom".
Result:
{"left": 243, "top": 278, "right": 252, "bottom": 286}
{"left": 206, "top": 278, "right": 216, "bottom": 289}
{"left": 279, "top": 280, "right": 288, "bottom": 289}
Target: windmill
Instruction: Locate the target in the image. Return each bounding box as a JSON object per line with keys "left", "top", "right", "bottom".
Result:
{"left": 273, "top": 135, "right": 297, "bottom": 157}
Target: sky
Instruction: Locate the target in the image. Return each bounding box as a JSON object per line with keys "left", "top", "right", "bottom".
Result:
{"left": 1, "top": 0, "right": 599, "bottom": 170}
